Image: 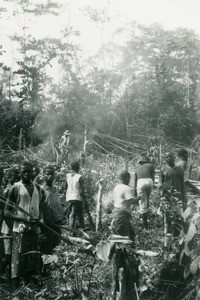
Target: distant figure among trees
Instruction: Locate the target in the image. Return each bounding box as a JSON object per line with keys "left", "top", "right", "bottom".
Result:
{"left": 59, "top": 130, "right": 70, "bottom": 157}
{"left": 134, "top": 154, "right": 155, "bottom": 230}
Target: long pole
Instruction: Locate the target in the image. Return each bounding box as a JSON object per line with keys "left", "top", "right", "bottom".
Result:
{"left": 159, "top": 144, "right": 162, "bottom": 174}
{"left": 0, "top": 195, "right": 71, "bottom": 245}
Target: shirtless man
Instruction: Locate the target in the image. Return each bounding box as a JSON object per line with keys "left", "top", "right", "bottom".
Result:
{"left": 134, "top": 154, "right": 155, "bottom": 229}
{"left": 176, "top": 148, "right": 200, "bottom": 195}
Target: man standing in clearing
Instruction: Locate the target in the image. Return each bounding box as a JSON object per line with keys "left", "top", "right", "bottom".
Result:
{"left": 134, "top": 154, "right": 155, "bottom": 229}
{"left": 40, "top": 165, "right": 65, "bottom": 255}
{"left": 65, "top": 161, "right": 85, "bottom": 229}
{"left": 111, "top": 171, "right": 140, "bottom": 242}
{"left": 5, "top": 162, "right": 42, "bottom": 291}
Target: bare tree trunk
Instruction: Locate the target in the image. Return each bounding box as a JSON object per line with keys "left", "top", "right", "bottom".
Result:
{"left": 125, "top": 124, "right": 131, "bottom": 171}
{"left": 111, "top": 247, "right": 139, "bottom": 300}
{"left": 83, "top": 124, "right": 87, "bottom": 153}
{"left": 48, "top": 122, "right": 56, "bottom": 159}
{"left": 23, "top": 135, "right": 26, "bottom": 155}
{"left": 19, "top": 128, "right": 23, "bottom": 151}
{"left": 96, "top": 179, "right": 104, "bottom": 232}
{"left": 159, "top": 144, "right": 162, "bottom": 174}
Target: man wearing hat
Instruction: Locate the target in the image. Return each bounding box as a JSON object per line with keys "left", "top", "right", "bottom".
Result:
{"left": 134, "top": 153, "right": 155, "bottom": 229}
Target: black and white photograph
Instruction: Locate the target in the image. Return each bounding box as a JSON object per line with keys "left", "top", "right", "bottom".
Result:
{"left": 0, "top": 0, "right": 200, "bottom": 299}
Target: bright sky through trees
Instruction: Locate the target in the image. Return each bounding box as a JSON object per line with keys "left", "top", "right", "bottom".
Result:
{"left": 0, "top": 0, "right": 200, "bottom": 77}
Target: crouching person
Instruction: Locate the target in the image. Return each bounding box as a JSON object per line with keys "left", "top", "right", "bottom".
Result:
{"left": 111, "top": 171, "right": 140, "bottom": 242}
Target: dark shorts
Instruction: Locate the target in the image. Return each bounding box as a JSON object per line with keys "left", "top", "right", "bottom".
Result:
{"left": 111, "top": 208, "right": 135, "bottom": 242}
{"left": 11, "top": 231, "right": 41, "bottom": 278}
{"left": 68, "top": 200, "right": 83, "bottom": 212}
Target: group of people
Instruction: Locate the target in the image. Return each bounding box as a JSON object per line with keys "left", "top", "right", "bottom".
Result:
{"left": 0, "top": 148, "right": 195, "bottom": 293}
{"left": 111, "top": 148, "right": 192, "bottom": 242}
{"left": 0, "top": 160, "right": 85, "bottom": 292}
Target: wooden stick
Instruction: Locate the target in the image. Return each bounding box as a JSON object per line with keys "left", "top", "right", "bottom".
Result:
{"left": 0, "top": 195, "right": 71, "bottom": 245}
{"left": 0, "top": 236, "right": 12, "bottom": 239}
{"left": 159, "top": 143, "right": 162, "bottom": 174}
{"left": 75, "top": 264, "right": 79, "bottom": 291}
{"left": 83, "top": 123, "right": 87, "bottom": 153}
{"left": 134, "top": 282, "right": 140, "bottom": 300}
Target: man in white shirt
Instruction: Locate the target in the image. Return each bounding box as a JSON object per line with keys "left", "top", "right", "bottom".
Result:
{"left": 64, "top": 161, "right": 85, "bottom": 229}
{"left": 111, "top": 171, "right": 140, "bottom": 242}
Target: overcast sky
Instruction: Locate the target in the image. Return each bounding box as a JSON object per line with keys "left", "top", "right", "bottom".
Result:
{"left": 1, "top": 0, "right": 200, "bottom": 65}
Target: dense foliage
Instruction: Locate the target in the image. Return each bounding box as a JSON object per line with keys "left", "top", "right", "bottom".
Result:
{"left": 0, "top": 1, "right": 200, "bottom": 154}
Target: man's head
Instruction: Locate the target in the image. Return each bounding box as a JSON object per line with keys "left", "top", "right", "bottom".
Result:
{"left": 9, "top": 167, "right": 20, "bottom": 185}
{"left": 177, "top": 148, "right": 188, "bottom": 162}
{"left": 119, "top": 170, "right": 130, "bottom": 185}
{"left": 43, "top": 165, "right": 55, "bottom": 185}
{"left": 20, "top": 162, "right": 33, "bottom": 184}
{"left": 70, "top": 161, "right": 80, "bottom": 173}
{"left": 139, "top": 153, "right": 150, "bottom": 165}
{"left": 32, "top": 165, "right": 40, "bottom": 179}
{"left": 165, "top": 152, "right": 175, "bottom": 167}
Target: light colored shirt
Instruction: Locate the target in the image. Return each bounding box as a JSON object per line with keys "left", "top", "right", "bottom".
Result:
{"left": 113, "top": 183, "right": 134, "bottom": 212}
{"left": 10, "top": 181, "right": 40, "bottom": 233}
{"left": 66, "top": 173, "right": 82, "bottom": 202}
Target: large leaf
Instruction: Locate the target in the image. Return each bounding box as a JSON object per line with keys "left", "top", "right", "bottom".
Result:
{"left": 185, "top": 223, "right": 196, "bottom": 244}
{"left": 107, "top": 235, "right": 133, "bottom": 244}
{"left": 96, "top": 235, "right": 133, "bottom": 262}
{"left": 190, "top": 260, "right": 198, "bottom": 275}
{"left": 182, "top": 207, "right": 191, "bottom": 222}
{"left": 184, "top": 263, "right": 191, "bottom": 279}
{"left": 42, "top": 254, "right": 58, "bottom": 265}
{"left": 96, "top": 240, "right": 115, "bottom": 262}
{"left": 195, "top": 216, "right": 200, "bottom": 230}
{"left": 183, "top": 244, "right": 191, "bottom": 257}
